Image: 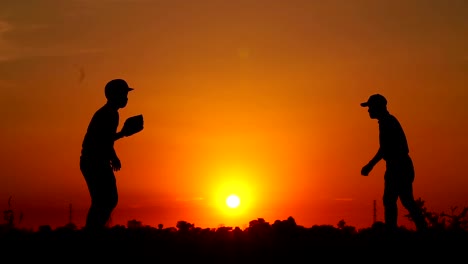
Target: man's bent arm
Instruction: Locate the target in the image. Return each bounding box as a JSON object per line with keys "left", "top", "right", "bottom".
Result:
{"left": 111, "top": 147, "right": 119, "bottom": 161}
{"left": 114, "top": 131, "right": 125, "bottom": 141}
{"left": 368, "top": 148, "right": 383, "bottom": 167}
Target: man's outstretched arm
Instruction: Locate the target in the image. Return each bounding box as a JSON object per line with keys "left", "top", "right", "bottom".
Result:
{"left": 361, "top": 148, "right": 383, "bottom": 176}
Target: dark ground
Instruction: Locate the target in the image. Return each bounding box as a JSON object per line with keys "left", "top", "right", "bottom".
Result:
{"left": 2, "top": 222, "right": 466, "bottom": 263}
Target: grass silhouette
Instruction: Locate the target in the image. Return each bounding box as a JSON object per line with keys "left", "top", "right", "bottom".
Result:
{"left": 1, "top": 216, "right": 467, "bottom": 262}
{"left": 2, "top": 198, "right": 467, "bottom": 262}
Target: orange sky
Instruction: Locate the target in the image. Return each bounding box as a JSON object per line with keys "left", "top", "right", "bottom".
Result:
{"left": 1, "top": 0, "right": 467, "bottom": 231}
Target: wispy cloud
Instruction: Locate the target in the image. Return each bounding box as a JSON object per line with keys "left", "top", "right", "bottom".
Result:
{"left": 0, "top": 78, "right": 17, "bottom": 88}
{"left": 0, "top": 45, "right": 103, "bottom": 63}
{"left": 334, "top": 198, "right": 353, "bottom": 202}
{"left": 176, "top": 197, "right": 205, "bottom": 202}
{"left": 73, "top": 0, "right": 153, "bottom": 2}
{"left": 0, "top": 19, "right": 12, "bottom": 34}
{"left": 463, "top": 55, "right": 468, "bottom": 63}
{"left": 0, "top": 16, "right": 102, "bottom": 63}
{"left": 0, "top": 19, "right": 14, "bottom": 61}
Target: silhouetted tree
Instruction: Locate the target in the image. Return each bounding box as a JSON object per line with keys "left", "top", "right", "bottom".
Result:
{"left": 247, "top": 218, "right": 272, "bottom": 241}
{"left": 3, "top": 196, "right": 14, "bottom": 228}
{"left": 18, "top": 211, "right": 23, "bottom": 225}
{"left": 406, "top": 198, "right": 444, "bottom": 230}
{"left": 63, "top": 222, "right": 77, "bottom": 230}
{"left": 337, "top": 219, "right": 346, "bottom": 229}
{"left": 336, "top": 219, "right": 357, "bottom": 235}
{"left": 176, "top": 220, "right": 194, "bottom": 232}
{"left": 441, "top": 206, "right": 468, "bottom": 230}
{"left": 215, "top": 226, "right": 233, "bottom": 241}
{"left": 127, "top": 219, "right": 143, "bottom": 229}
{"left": 404, "top": 198, "right": 468, "bottom": 231}
{"left": 38, "top": 225, "right": 52, "bottom": 233}
{"left": 2, "top": 216, "right": 468, "bottom": 262}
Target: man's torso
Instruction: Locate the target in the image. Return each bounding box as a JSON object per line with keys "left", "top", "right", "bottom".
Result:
{"left": 81, "top": 104, "right": 119, "bottom": 161}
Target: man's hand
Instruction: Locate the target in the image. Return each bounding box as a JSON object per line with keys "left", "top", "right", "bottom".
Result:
{"left": 361, "top": 163, "right": 374, "bottom": 176}
{"left": 121, "top": 114, "right": 144, "bottom": 137}
{"left": 111, "top": 157, "right": 121, "bottom": 171}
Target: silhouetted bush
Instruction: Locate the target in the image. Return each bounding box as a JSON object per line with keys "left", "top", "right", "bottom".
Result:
{"left": 2, "top": 207, "right": 468, "bottom": 262}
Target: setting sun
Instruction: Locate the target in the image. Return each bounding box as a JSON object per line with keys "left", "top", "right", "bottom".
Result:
{"left": 210, "top": 166, "right": 256, "bottom": 222}
{"left": 226, "top": 194, "right": 240, "bottom": 208}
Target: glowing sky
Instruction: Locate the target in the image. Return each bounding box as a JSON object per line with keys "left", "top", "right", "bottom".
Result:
{"left": 1, "top": 0, "right": 467, "bottom": 230}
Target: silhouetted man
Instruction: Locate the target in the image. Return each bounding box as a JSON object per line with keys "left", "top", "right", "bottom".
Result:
{"left": 80, "top": 79, "right": 143, "bottom": 232}
{"left": 360, "top": 94, "right": 427, "bottom": 232}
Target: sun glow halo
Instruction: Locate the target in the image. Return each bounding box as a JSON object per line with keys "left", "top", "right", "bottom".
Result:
{"left": 213, "top": 178, "right": 253, "bottom": 216}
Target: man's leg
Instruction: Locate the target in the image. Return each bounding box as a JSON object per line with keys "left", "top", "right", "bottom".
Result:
{"left": 383, "top": 177, "right": 399, "bottom": 232}
{"left": 399, "top": 181, "right": 427, "bottom": 231}
{"left": 82, "top": 162, "right": 118, "bottom": 231}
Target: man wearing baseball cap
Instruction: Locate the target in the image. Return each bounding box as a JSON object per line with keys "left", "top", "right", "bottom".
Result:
{"left": 80, "top": 78, "right": 143, "bottom": 233}
{"left": 360, "top": 94, "right": 427, "bottom": 232}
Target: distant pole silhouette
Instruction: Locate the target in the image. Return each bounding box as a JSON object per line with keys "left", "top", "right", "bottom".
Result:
{"left": 69, "top": 203, "right": 73, "bottom": 225}
{"left": 373, "top": 200, "right": 377, "bottom": 224}
{"left": 4, "top": 196, "right": 14, "bottom": 227}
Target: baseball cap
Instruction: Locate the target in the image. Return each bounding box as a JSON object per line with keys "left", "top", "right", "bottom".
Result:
{"left": 105, "top": 79, "right": 134, "bottom": 99}
{"left": 360, "top": 94, "right": 387, "bottom": 107}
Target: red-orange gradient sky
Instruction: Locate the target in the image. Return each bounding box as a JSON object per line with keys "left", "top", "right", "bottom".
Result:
{"left": 1, "top": 0, "right": 467, "bottom": 231}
